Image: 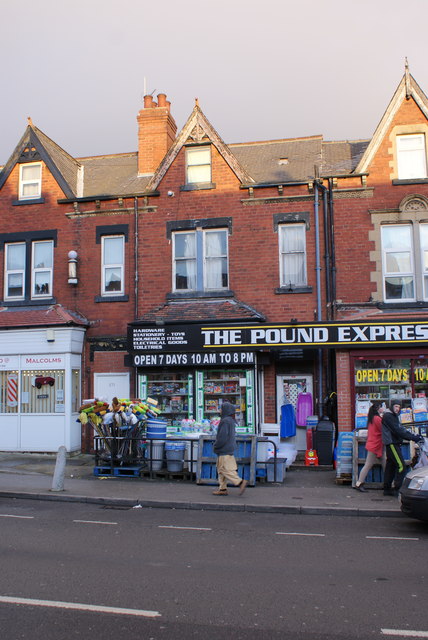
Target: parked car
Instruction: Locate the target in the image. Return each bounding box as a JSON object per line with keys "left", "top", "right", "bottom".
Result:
{"left": 399, "top": 464, "right": 428, "bottom": 522}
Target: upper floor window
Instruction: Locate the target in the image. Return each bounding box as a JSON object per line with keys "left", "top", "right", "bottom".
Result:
{"left": 173, "top": 228, "right": 228, "bottom": 292}
{"left": 101, "top": 235, "right": 124, "bottom": 295}
{"left": 19, "top": 163, "right": 42, "bottom": 200}
{"left": 279, "top": 223, "right": 307, "bottom": 287}
{"left": 32, "top": 240, "right": 53, "bottom": 297}
{"left": 396, "top": 134, "right": 427, "bottom": 180}
{"left": 186, "top": 146, "right": 211, "bottom": 185}
{"left": 4, "top": 239, "right": 53, "bottom": 300}
{"left": 381, "top": 224, "right": 426, "bottom": 302}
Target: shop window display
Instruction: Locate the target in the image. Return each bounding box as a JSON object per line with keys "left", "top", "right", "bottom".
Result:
{"left": 20, "top": 369, "right": 65, "bottom": 414}
{"left": 353, "top": 356, "right": 428, "bottom": 425}
{"left": 0, "top": 371, "right": 19, "bottom": 413}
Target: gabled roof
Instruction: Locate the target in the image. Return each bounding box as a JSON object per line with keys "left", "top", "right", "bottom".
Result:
{"left": 145, "top": 102, "right": 255, "bottom": 191}
{"left": 355, "top": 65, "right": 428, "bottom": 174}
{"left": 135, "top": 298, "right": 265, "bottom": 324}
{"left": 0, "top": 304, "right": 89, "bottom": 329}
{"left": 0, "top": 121, "right": 82, "bottom": 198}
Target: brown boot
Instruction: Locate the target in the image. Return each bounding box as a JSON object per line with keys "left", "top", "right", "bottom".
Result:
{"left": 212, "top": 489, "right": 228, "bottom": 495}
{"left": 238, "top": 479, "right": 248, "bottom": 496}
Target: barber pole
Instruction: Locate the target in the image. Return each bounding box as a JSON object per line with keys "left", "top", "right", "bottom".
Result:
{"left": 7, "top": 373, "right": 18, "bottom": 407}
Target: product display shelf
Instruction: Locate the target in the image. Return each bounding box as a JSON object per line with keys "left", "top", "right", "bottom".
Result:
{"left": 146, "top": 377, "right": 192, "bottom": 424}
{"left": 203, "top": 377, "right": 243, "bottom": 418}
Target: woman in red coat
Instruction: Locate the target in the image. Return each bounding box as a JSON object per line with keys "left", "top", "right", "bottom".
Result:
{"left": 355, "top": 401, "right": 385, "bottom": 492}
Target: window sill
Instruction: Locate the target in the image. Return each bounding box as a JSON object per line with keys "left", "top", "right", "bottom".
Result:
{"left": 377, "top": 301, "right": 428, "bottom": 309}
{"left": 392, "top": 178, "right": 428, "bottom": 185}
{"left": 94, "top": 294, "right": 129, "bottom": 302}
{"left": 12, "top": 197, "right": 45, "bottom": 205}
{"left": 1, "top": 297, "right": 56, "bottom": 306}
{"left": 180, "top": 182, "right": 216, "bottom": 192}
{"left": 275, "top": 286, "right": 312, "bottom": 294}
{"left": 167, "top": 290, "right": 234, "bottom": 300}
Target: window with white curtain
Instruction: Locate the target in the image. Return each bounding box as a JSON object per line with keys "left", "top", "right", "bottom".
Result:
{"left": 101, "top": 235, "right": 124, "bottom": 295}
{"left": 186, "top": 146, "right": 211, "bottom": 184}
{"left": 397, "top": 134, "right": 427, "bottom": 179}
{"left": 279, "top": 223, "right": 307, "bottom": 287}
{"left": 173, "top": 229, "right": 228, "bottom": 292}
{"left": 4, "top": 243, "right": 26, "bottom": 299}
{"left": 19, "top": 163, "right": 42, "bottom": 199}
{"left": 381, "top": 224, "right": 415, "bottom": 301}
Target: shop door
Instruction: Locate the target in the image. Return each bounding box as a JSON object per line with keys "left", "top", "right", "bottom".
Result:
{"left": 94, "top": 373, "right": 130, "bottom": 403}
{"left": 276, "top": 374, "right": 313, "bottom": 450}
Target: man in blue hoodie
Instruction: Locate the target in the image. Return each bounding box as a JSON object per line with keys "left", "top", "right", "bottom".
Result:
{"left": 212, "top": 401, "right": 248, "bottom": 496}
{"left": 382, "top": 401, "right": 424, "bottom": 496}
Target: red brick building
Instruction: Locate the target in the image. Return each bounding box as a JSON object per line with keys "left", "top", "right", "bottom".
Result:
{"left": 1, "top": 65, "right": 428, "bottom": 453}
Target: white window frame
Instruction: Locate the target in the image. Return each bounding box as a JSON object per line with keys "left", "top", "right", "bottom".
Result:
{"left": 173, "top": 228, "right": 228, "bottom": 292}
{"left": 186, "top": 146, "right": 211, "bottom": 185}
{"left": 419, "top": 223, "right": 428, "bottom": 301}
{"left": 381, "top": 224, "right": 415, "bottom": 302}
{"left": 279, "top": 223, "right": 307, "bottom": 287}
{"left": 396, "top": 134, "right": 427, "bottom": 180}
{"left": 32, "top": 240, "right": 53, "bottom": 299}
{"left": 19, "top": 162, "right": 42, "bottom": 200}
{"left": 4, "top": 243, "right": 26, "bottom": 300}
{"left": 101, "top": 235, "right": 125, "bottom": 296}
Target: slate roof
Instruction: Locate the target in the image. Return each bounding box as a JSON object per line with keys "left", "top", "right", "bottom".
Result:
{"left": 321, "top": 140, "right": 370, "bottom": 175}
{"left": 135, "top": 298, "right": 265, "bottom": 324}
{"left": 0, "top": 304, "right": 89, "bottom": 329}
{"left": 78, "top": 153, "right": 149, "bottom": 197}
{"left": 230, "top": 136, "right": 323, "bottom": 184}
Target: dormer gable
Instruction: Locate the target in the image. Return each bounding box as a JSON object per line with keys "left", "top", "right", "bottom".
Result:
{"left": 0, "top": 120, "right": 83, "bottom": 199}
{"left": 356, "top": 62, "right": 428, "bottom": 177}
{"left": 145, "top": 100, "right": 255, "bottom": 192}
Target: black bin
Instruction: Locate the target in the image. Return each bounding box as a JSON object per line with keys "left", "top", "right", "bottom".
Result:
{"left": 314, "top": 418, "right": 335, "bottom": 465}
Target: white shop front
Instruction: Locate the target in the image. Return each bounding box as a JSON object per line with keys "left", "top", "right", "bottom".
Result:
{"left": 0, "top": 326, "right": 85, "bottom": 452}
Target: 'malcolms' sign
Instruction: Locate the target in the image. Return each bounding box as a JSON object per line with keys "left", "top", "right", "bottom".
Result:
{"left": 128, "top": 320, "right": 428, "bottom": 353}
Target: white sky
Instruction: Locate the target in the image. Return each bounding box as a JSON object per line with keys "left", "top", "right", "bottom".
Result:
{"left": 1, "top": 0, "right": 428, "bottom": 164}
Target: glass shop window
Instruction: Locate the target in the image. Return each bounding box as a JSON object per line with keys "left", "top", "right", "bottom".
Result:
{"left": 20, "top": 370, "right": 65, "bottom": 414}
{"left": 0, "top": 371, "right": 19, "bottom": 413}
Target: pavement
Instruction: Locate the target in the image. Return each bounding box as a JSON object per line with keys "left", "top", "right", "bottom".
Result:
{"left": 0, "top": 452, "right": 404, "bottom": 518}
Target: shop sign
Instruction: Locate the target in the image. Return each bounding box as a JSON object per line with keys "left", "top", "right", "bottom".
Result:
{"left": 128, "top": 320, "right": 428, "bottom": 353}
{"left": 356, "top": 368, "right": 410, "bottom": 383}
{"left": 0, "top": 356, "right": 19, "bottom": 370}
{"left": 21, "top": 355, "right": 65, "bottom": 370}
{"left": 132, "top": 351, "right": 255, "bottom": 367}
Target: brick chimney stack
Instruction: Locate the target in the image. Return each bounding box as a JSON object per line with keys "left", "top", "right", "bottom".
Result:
{"left": 137, "top": 93, "right": 177, "bottom": 176}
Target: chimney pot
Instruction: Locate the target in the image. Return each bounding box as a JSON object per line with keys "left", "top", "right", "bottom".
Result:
{"left": 157, "top": 93, "right": 167, "bottom": 107}
{"left": 143, "top": 95, "right": 153, "bottom": 108}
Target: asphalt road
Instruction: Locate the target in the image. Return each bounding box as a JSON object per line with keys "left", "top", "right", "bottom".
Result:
{"left": 0, "top": 498, "right": 427, "bottom": 640}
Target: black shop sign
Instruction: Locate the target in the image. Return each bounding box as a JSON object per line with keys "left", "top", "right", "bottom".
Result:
{"left": 128, "top": 320, "right": 428, "bottom": 353}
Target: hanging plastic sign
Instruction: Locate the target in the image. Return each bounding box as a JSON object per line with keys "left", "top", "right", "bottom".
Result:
{"left": 133, "top": 352, "right": 255, "bottom": 367}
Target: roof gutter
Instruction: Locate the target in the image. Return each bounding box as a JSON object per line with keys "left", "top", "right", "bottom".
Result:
{"left": 57, "top": 191, "right": 160, "bottom": 204}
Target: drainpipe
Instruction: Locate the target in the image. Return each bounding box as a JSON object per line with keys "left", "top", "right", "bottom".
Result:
{"left": 322, "top": 186, "right": 331, "bottom": 320}
{"left": 328, "top": 179, "right": 337, "bottom": 314}
{"left": 313, "top": 176, "right": 323, "bottom": 417}
{"left": 134, "top": 197, "right": 139, "bottom": 319}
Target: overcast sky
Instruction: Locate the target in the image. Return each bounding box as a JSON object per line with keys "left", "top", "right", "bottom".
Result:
{"left": 1, "top": 0, "right": 428, "bottom": 165}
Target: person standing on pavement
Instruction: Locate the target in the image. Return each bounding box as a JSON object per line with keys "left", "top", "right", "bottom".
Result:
{"left": 355, "top": 401, "right": 385, "bottom": 492}
{"left": 381, "top": 400, "right": 424, "bottom": 496}
{"left": 212, "top": 401, "right": 248, "bottom": 496}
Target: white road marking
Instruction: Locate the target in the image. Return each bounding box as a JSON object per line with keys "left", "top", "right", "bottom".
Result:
{"left": 73, "top": 520, "right": 118, "bottom": 525}
{"left": 366, "top": 536, "right": 419, "bottom": 541}
{"left": 158, "top": 525, "right": 212, "bottom": 531}
{"left": 0, "top": 596, "right": 160, "bottom": 618}
{"left": 381, "top": 630, "right": 428, "bottom": 637}
{"left": 0, "top": 514, "right": 34, "bottom": 519}
{"left": 275, "top": 532, "right": 325, "bottom": 537}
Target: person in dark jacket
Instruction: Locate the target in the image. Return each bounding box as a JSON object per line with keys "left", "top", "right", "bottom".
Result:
{"left": 382, "top": 401, "right": 424, "bottom": 496}
{"left": 212, "top": 401, "right": 247, "bottom": 496}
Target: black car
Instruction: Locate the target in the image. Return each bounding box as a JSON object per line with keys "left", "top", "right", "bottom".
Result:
{"left": 400, "top": 465, "right": 428, "bottom": 522}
